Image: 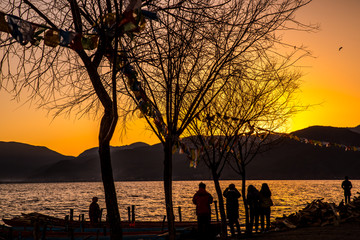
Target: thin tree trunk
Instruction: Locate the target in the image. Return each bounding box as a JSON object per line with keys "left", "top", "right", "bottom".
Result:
{"left": 212, "top": 172, "right": 228, "bottom": 239}
{"left": 164, "top": 138, "right": 176, "bottom": 240}
{"left": 99, "top": 112, "right": 122, "bottom": 240}
{"left": 241, "top": 167, "right": 250, "bottom": 234}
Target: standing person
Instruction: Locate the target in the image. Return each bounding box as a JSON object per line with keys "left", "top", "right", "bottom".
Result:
{"left": 223, "top": 183, "right": 241, "bottom": 237}
{"left": 247, "top": 185, "right": 260, "bottom": 234}
{"left": 193, "top": 182, "right": 213, "bottom": 239}
{"left": 89, "top": 196, "right": 101, "bottom": 223}
{"left": 259, "top": 183, "right": 273, "bottom": 232}
{"left": 342, "top": 176, "right": 353, "bottom": 204}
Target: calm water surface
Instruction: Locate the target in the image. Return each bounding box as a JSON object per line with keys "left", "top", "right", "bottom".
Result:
{"left": 0, "top": 180, "right": 357, "bottom": 224}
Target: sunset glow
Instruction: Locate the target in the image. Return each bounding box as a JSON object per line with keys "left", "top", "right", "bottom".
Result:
{"left": 0, "top": 0, "right": 359, "bottom": 156}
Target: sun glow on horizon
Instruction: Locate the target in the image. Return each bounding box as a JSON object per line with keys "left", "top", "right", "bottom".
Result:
{"left": 0, "top": 0, "right": 359, "bottom": 156}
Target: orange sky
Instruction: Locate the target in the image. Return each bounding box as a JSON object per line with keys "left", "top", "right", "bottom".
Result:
{"left": 287, "top": 0, "right": 360, "bottom": 131}
{"left": 0, "top": 0, "right": 359, "bottom": 156}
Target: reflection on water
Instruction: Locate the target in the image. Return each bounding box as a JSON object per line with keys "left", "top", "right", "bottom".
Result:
{"left": 0, "top": 180, "right": 356, "bottom": 224}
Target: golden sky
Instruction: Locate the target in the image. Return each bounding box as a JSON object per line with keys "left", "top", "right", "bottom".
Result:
{"left": 0, "top": 0, "right": 359, "bottom": 156}
{"left": 287, "top": 0, "right": 360, "bottom": 131}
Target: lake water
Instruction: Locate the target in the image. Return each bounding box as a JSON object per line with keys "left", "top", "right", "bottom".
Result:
{"left": 0, "top": 180, "right": 357, "bottom": 224}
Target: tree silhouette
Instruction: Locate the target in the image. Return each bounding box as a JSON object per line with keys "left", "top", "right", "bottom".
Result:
{"left": 226, "top": 58, "right": 304, "bottom": 234}
{"left": 0, "top": 0, "right": 160, "bottom": 239}
{"left": 123, "top": 0, "right": 314, "bottom": 239}
{"left": 0, "top": 0, "right": 315, "bottom": 239}
{"left": 183, "top": 54, "right": 305, "bottom": 237}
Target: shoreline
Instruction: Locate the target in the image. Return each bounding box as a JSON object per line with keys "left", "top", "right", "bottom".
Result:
{"left": 239, "top": 220, "right": 360, "bottom": 240}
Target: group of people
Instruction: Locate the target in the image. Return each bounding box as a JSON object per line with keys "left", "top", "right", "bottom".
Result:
{"left": 192, "top": 182, "right": 273, "bottom": 238}
{"left": 88, "top": 176, "right": 353, "bottom": 238}
{"left": 191, "top": 177, "right": 354, "bottom": 238}
{"left": 247, "top": 183, "right": 273, "bottom": 234}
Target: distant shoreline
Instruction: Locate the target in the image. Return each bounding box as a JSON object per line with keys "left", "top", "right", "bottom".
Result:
{"left": 2, "top": 127, "right": 360, "bottom": 181}
{"left": 0, "top": 178, "right": 355, "bottom": 184}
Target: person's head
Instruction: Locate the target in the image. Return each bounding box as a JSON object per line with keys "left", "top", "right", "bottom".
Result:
{"left": 92, "top": 197, "right": 98, "bottom": 203}
{"left": 261, "top": 183, "right": 270, "bottom": 191}
{"left": 247, "top": 184, "right": 256, "bottom": 193}
{"left": 345, "top": 176, "right": 349, "bottom": 180}
{"left": 260, "top": 183, "right": 271, "bottom": 197}
{"left": 199, "top": 182, "right": 206, "bottom": 189}
{"left": 229, "top": 183, "right": 235, "bottom": 190}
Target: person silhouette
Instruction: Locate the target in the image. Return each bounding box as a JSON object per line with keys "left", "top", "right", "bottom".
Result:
{"left": 223, "top": 183, "right": 241, "bottom": 237}
{"left": 193, "top": 182, "right": 213, "bottom": 239}
{"left": 341, "top": 176, "right": 353, "bottom": 204}
{"left": 259, "top": 183, "right": 273, "bottom": 232}
{"left": 89, "top": 196, "right": 101, "bottom": 223}
{"left": 247, "top": 185, "right": 260, "bottom": 234}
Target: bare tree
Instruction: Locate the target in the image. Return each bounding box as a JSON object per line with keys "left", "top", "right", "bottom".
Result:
{"left": 183, "top": 52, "right": 305, "bottom": 237}
{"left": 222, "top": 57, "right": 305, "bottom": 234}
{"left": 0, "top": 0, "right": 314, "bottom": 239}
{"left": 184, "top": 96, "right": 241, "bottom": 239}
{"left": 122, "top": 0, "right": 314, "bottom": 239}
{"left": 0, "top": 0, "right": 160, "bottom": 239}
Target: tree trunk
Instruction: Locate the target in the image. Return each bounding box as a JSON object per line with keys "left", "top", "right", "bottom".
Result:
{"left": 164, "top": 138, "right": 176, "bottom": 240}
{"left": 99, "top": 111, "right": 122, "bottom": 240}
{"left": 212, "top": 172, "right": 228, "bottom": 239}
{"left": 241, "top": 167, "right": 250, "bottom": 234}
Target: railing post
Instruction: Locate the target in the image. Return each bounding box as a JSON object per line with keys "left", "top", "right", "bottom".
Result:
{"left": 80, "top": 214, "right": 85, "bottom": 232}
{"left": 131, "top": 205, "right": 135, "bottom": 222}
{"left": 69, "top": 209, "right": 74, "bottom": 222}
{"left": 178, "top": 206, "right": 182, "bottom": 222}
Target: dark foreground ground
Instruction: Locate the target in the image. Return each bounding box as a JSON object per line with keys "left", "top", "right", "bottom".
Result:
{"left": 238, "top": 220, "right": 360, "bottom": 240}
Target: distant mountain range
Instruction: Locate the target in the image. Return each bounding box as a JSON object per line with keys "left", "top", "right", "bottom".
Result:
{"left": 1, "top": 125, "right": 360, "bottom": 183}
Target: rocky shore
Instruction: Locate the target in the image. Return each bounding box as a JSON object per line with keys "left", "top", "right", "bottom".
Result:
{"left": 241, "top": 194, "right": 360, "bottom": 240}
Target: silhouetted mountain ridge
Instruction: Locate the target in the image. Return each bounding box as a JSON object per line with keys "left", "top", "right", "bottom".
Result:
{"left": 246, "top": 125, "right": 360, "bottom": 180}
{"left": 76, "top": 142, "right": 150, "bottom": 158}
{"left": 1, "top": 125, "right": 360, "bottom": 182}
{"left": 292, "top": 126, "right": 360, "bottom": 146}
{"left": 0, "top": 141, "right": 75, "bottom": 182}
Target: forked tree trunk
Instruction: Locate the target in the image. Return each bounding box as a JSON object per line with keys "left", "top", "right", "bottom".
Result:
{"left": 164, "top": 138, "right": 176, "bottom": 240}
{"left": 212, "top": 171, "right": 228, "bottom": 239}
{"left": 80, "top": 47, "right": 122, "bottom": 239}
{"left": 99, "top": 111, "right": 122, "bottom": 240}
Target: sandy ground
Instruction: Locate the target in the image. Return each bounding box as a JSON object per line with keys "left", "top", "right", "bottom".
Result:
{"left": 238, "top": 220, "right": 360, "bottom": 240}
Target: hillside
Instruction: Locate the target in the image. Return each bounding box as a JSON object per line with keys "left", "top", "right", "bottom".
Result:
{"left": 245, "top": 126, "right": 360, "bottom": 179}
{"left": 1, "top": 125, "right": 360, "bottom": 182}
{"left": 28, "top": 143, "right": 217, "bottom": 182}
{"left": 0, "top": 141, "right": 75, "bottom": 182}
{"left": 293, "top": 125, "right": 360, "bottom": 146}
